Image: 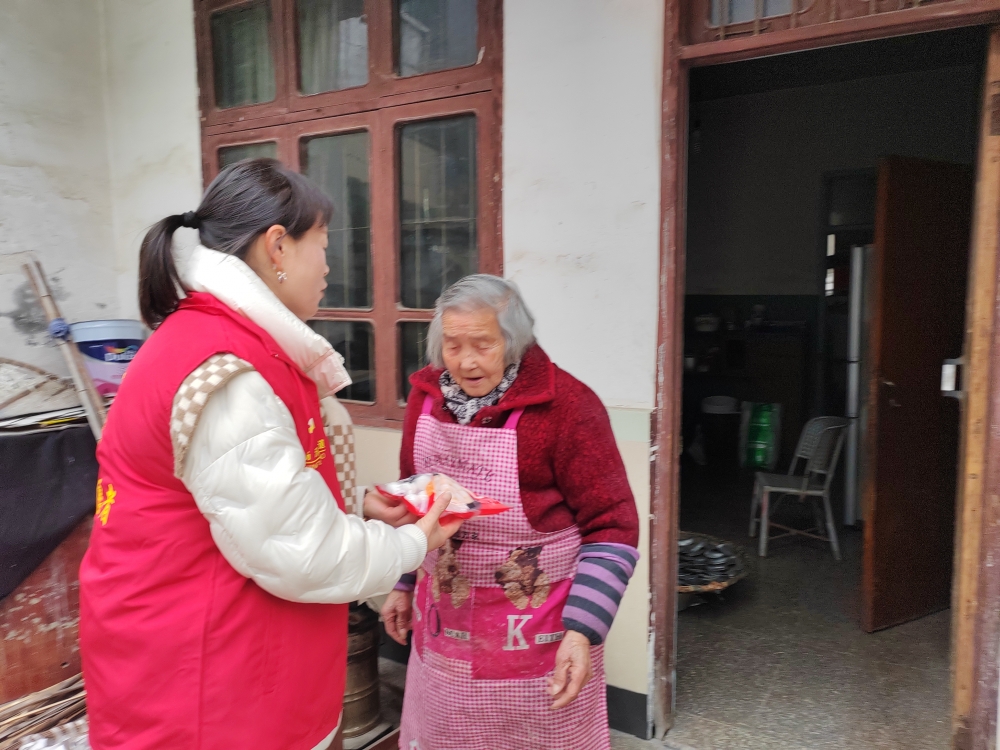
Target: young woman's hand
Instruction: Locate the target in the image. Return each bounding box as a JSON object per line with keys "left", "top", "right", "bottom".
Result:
{"left": 363, "top": 489, "right": 418, "bottom": 527}
{"left": 548, "top": 630, "right": 593, "bottom": 710}
{"left": 414, "top": 490, "right": 464, "bottom": 551}
{"left": 381, "top": 589, "right": 414, "bottom": 645}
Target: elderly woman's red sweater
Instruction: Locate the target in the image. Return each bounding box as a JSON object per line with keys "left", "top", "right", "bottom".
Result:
{"left": 401, "top": 344, "right": 639, "bottom": 547}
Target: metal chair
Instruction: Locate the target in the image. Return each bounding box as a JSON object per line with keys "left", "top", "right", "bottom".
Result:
{"left": 748, "top": 417, "right": 848, "bottom": 560}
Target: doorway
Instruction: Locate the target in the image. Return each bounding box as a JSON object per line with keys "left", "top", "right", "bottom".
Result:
{"left": 666, "top": 28, "right": 983, "bottom": 749}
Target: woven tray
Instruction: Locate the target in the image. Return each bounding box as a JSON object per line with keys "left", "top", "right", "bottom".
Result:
{"left": 677, "top": 532, "right": 750, "bottom": 594}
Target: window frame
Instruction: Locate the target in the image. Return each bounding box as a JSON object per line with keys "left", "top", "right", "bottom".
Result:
{"left": 706, "top": 0, "right": 807, "bottom": 29}
{"left": 195, "top": 0, "right": 294, "bottom": 128}
{"left": 197, "top": 0, "right": 502, "bottom": 427}
{"left": 195, "top": 0, "right": 503, "bottom": 129}
{"left": 683, "top": 0, "right": 972, "bottom": 44}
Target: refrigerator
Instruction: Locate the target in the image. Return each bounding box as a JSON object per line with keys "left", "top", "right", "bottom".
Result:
{"left": 844, "top": 244, "right": 874, "bottom": 526}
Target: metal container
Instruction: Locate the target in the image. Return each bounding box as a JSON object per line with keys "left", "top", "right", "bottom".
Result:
{"left": 342, "top": 603, "right": 381, "bottom": 738}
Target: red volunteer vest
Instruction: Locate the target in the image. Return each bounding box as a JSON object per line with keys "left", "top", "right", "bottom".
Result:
{"left": 79, "top": 292, "right": 348, "bottom": 750}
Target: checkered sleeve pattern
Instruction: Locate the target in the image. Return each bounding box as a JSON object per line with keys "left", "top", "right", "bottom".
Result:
{"left": 170, "top": 353, "right": 255, "bottom": 478}
{"left": 326, "top": 423, "right": 357, "bottom": 514}
{"left": 320, "top": 397, "right": 359, "bottom": 515}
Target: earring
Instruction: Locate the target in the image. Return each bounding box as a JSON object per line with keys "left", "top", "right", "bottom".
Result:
{"left": 276, "top": 269, "right": 287, "bottom": 284}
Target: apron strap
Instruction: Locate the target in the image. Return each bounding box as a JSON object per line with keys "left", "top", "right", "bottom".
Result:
{"left": 504, "top": 408, "right": 525, "bottom": 431}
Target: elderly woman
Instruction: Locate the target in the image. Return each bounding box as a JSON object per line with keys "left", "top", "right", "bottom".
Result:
{"left": 370, "top": 275, "right": 640, "bottom": 750}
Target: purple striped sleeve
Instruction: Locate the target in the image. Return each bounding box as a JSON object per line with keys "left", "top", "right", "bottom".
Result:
{"left": 562, "top": 543, "right": 640, "bottom": 645}
{"left": 394, "top": 572, "right": 417, "bottom": 592}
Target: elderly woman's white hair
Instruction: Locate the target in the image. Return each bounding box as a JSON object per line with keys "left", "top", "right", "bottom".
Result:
{"left": 426, "top": 274, "right": 536, "bottom": 368}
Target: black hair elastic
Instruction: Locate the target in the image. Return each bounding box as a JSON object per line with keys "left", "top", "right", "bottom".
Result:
{"left": 180, "top": 211, "right": 200, "bottom": 229}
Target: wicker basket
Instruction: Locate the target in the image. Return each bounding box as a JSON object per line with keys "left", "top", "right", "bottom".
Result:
{"left": 0, "top": 675, "right": 85, "bottom": 750}
{"left": 677, "top": 532, "right": 750, "bottom": 594}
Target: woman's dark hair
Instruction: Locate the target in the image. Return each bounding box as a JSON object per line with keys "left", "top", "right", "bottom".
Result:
{"left": 138, "top": 158, "right": 334, "bottom": 328}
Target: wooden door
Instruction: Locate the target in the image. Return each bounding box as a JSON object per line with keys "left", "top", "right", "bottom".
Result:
{"left": 861, "top": 157, "right": 974, "bottom": 633}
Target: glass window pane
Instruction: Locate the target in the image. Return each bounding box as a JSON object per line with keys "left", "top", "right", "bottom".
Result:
{"left": 765, "top": 0, "right": 792, "bottom": 16}
{"left": 399, "top": 115, "right": 477, "bottom": 309}
{"left": 400, "top": 322, "right": 429, "bottom": 400}
{"left": 298, "top": 0, "right": 368, "bottom": 94}
{"left": 711, "top": 0, "right": 791, "bottom": 24}
{"left": 219, "top": 141, "right": 278, "bottom": 168}
{"left": 211, "top": 1, "right": 277, "bottom": 109}
{"left": 303, "top": 131, "right": 372, "bottom": 309}
{"left": 398, "top": 0, "right": 477, "bottom": 77}
{"left": 310, "top": 321, "right": 374, "bottom": 402}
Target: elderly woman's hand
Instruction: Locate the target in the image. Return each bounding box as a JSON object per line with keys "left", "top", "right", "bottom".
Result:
{"left": 381, "top": 589, "right": 413, "bottom": 645}
{"left": 363, "top": 489, "right": 418, "bottom": 527}
{"left": 548, "top": 630, "right": 593, "bottom": 710}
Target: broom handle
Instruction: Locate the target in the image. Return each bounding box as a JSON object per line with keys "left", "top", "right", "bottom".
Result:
{"left": 22, "top": 261, "right": 106, "bottom": 440}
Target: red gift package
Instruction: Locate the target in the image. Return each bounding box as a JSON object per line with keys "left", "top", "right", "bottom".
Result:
{"left": 375, "top": 473, "right": 510, "bottom": 520}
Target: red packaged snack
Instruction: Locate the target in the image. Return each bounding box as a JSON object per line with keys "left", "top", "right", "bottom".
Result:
{"left": 375, "top": 473, "right": 510, "bottom": 520}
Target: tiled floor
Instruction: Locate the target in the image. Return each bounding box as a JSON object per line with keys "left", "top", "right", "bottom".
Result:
{"left": 666, "top": 467, "right": 951, "bottom": 750}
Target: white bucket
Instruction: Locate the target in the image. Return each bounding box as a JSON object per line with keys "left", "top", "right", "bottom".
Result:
{"left": 70, "top": 320, "right": 146, "bottom": 397}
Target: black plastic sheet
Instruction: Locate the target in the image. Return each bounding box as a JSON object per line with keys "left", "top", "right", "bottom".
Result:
{"left": 0, "top": 425, "right": 97, "bottom": 600}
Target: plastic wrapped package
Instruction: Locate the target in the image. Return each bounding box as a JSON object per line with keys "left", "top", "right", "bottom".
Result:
{"left": 376, "top": 473, "right": 509, "bottom": 520}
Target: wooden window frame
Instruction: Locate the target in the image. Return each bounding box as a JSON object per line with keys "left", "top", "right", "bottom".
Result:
{"left": 699, "top": 0, "right": 815, "bottom": 39}
{"left": 197, "top": 0, "right": 502, "bottom": 428}
{"left": 195, "top": 0, "right": 502, "bottom": 131}
{"left": 685, "top": 0, "right": 983, "bottom": 46}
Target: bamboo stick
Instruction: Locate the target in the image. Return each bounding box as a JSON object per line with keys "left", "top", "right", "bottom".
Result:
{"left": 19, "top": 259, "right": 106, "bottom": 440}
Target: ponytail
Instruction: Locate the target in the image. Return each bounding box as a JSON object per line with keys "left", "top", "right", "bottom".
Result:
{"left": 136, "top": 158, "right": 333, "bottom": 329}
{"left": 138, "top": 214, "right": 187, "bottom": 328}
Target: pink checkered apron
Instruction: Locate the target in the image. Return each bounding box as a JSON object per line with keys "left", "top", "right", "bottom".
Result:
{"left": 399, "top": 397, "right": 611, "bottom": 750}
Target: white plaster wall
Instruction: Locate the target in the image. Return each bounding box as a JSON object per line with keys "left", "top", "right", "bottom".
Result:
{"left": 603, "top": 426, "right": 651, "bottom": 696}
{"left": 503, "top": 0, "right": 663, "bottom": 699}
{"left": 100, "top": 0, "right": 204, "bottom": 317}
{"left": 502, "top": 0, "right": 664, "bottom": 411}
{"left": 0, "top": 0, "right": 117, "bottom": 376}
{"left": 355, "top": 426, "right": 404, "bottom": 490}
{"left": 0, "top": 0, "right": 202, "bottom": 379}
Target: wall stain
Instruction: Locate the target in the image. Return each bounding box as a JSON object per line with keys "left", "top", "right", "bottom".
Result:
{"left": 1, "top": 276, "right": 70, "bottom": 343}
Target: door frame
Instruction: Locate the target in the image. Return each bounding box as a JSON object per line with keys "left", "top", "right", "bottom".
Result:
{"left": 653, "top": 4, "right": 1000, "bottom": 747}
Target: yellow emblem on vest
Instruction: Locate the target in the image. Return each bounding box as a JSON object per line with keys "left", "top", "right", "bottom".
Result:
{"left": 96, "top": 479, "right": 116, "bottom": 526}
{"left": 306, "top": 438, "right": 327, "bottom": 470}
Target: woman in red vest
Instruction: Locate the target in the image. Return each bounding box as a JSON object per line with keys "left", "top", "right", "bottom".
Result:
{"left": 79, "top": 159, "right": 460, "bottom": 750}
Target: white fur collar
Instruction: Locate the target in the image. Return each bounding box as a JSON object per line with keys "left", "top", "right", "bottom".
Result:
{"left": 174, "top": 244, "right": 351, "bottom": 397}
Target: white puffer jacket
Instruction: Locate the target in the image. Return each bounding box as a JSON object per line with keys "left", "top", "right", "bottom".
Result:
{"left": 171, "top": 245, "right": 426, "bottom": 604}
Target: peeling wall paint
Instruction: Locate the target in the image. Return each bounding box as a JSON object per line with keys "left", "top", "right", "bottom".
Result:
{"left": 0, "top": 0, "right": 202, "bottom": 377}
{"left": 0, "top": 0, "right": 118, "bottom": 376}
